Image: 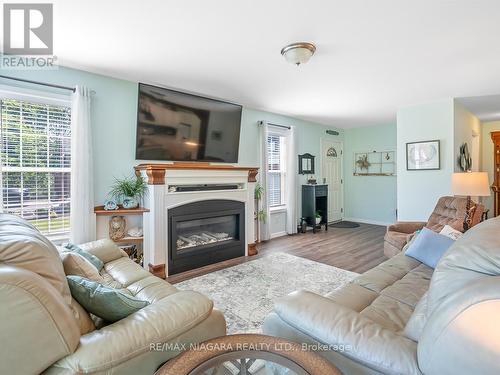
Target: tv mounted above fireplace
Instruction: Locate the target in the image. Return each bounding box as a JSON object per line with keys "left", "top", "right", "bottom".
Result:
{"left": 136, "top": 83, "right": 242, "bottom": 163}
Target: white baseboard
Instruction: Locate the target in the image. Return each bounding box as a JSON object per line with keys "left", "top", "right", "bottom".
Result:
{"left": 342, "top": 217, "right": 392, "bottom": 227}
{"left": 270, "top": 231, "right": 288, "bottom": 239}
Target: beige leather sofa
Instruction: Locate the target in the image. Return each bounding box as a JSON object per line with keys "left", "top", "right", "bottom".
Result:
{"left": 263, "top": 216, "right": 500, "bottom": 375}
{"left": 384, "top": 196, "right": 483, "bottom": 258}
{"left": 0, "top": 213, "right": 226, "bottom": 374}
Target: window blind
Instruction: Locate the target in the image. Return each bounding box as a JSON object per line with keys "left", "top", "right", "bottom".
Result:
{"left": 267, "top": 134, "right": 284, "bottom": 207}
{"left": 1, "top": 98, "right": 71, "bottom": 236}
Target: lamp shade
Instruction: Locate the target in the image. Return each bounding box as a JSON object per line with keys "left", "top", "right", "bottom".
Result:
{"left": 451, "top": 172, "right": 491, "bottom": 197}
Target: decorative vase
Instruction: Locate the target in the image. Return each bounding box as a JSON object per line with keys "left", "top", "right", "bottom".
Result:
{"left": 103, "top": 199, "right": 118, "bottom": 210}
{"left": 315, "top": 217, "right": 321, "bottom": 225}
{"left": 122, "top": 196, "right": 139, "bottom": 209}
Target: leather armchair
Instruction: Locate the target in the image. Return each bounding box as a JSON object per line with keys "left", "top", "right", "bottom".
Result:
{"left": 384, "top": 196, "right": 484, "bottom": 258}
{"left": 0, "top": 214, "right": 226, "bottom": 374}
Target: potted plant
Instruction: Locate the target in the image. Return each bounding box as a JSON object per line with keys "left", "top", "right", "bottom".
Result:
{"left": 315, "top": 211, "right": 322, "bottom": 225}
{"left": 254, "top": 182, "right": 267, "bottom": 242}
{"left": 110, "top": 175, "right": 148, "bottom": 209}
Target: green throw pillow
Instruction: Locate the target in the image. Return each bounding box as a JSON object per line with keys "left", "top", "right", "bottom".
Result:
{"left": 65, "top": 243, "right": 104, "bottom": 271}
{"left": 67, "top": 276, "right": 149, "bottom": 322}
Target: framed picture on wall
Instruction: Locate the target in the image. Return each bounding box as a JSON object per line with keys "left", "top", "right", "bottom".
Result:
{"left": 406, "top": 140, "right": 440, "bottom": 170}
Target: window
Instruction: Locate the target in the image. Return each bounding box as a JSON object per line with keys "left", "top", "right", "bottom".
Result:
{"left": 1, "top": 97, "right": 71, "bottom": 237}
{"left": 267, "top": 133, "right": 286, "bottom": 207}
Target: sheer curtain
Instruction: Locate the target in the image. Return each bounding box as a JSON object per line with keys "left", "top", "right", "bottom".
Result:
{"left": 259, "top": 122, "right": 271, "bottom": 241}
{"left": 285, "top": 126, "right": 298, "bottom": 234}
{"left": 70, "top": 86, "right": 95, "bottom": 243}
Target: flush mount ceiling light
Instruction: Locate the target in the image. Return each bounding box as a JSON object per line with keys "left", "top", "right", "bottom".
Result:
{"left": 281, "top": 42, "right": 316, "bottom": 66}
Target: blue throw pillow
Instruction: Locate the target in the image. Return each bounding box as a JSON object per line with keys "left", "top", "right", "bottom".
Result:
{"left": 65, "top": 243, "right": 104, "bottom": 271}
{"left": 67, "top": 276, "right": 149, "bottom": 322}
{"left": 405, "top": 227, "right": 455, "bottom": 268}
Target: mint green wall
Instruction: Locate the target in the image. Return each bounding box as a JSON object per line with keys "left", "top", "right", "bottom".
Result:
{"left": 397, "top": 99, "right": 455, "bottom": 221}
{"left": 343, "top": 124, "right": 397, "bottom": 224}
{"left": 0, "top": 68, "right": 343, "bottom": 212}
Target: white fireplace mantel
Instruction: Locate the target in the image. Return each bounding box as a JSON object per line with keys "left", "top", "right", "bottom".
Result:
{"left": 135, "top": 163, "right": 259, "bottom": 278}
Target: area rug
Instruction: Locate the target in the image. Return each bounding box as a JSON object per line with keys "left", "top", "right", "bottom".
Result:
{"left": 329, "top": 220, "right": 360, "bottom": 228}
{"left": 175, "top": 253, "right": 358, "bottom": 334}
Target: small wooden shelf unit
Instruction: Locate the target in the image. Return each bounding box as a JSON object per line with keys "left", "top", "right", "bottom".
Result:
{"left": 94, "top": 206, "right": 150, "bottom": 216}
{"left": 93, "top": 205, "right": 149, "bottom": 246}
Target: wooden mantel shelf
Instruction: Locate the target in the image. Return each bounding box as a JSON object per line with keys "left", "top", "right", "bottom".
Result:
{"left": 94, "top": 205, "right": 150, "bottom": 216}
{"left": 134, "top": 163, "right": 259, "bottom": 185}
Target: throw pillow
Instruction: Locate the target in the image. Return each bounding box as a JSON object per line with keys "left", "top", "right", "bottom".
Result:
{"left": 405, "top": 227, "right": 455, "bottom": 268}
{"left": 403, "top": 292, "right": 428, "bottom": 342}
{"left": 439, "top": 224, "right": 463, "bottom": 240}
{"left": 65, "top": 243, "right": 104, "bottom": 271}
{"left": 61, "top": 252, "right": 104, "bottom": 282}
{"left": 67, "top": 276, "right": 149, "bottom": 322}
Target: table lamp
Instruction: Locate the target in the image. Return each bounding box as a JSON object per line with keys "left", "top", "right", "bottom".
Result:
{"left": 451, "top": 172, "right": 491, "bottom": 231}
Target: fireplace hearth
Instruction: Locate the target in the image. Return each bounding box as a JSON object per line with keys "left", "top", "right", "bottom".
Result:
{"left": 168, "top": 199, "right": 245, "bottom": 275}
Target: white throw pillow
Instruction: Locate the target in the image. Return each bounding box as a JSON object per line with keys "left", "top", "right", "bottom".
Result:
{"left": 439, "top": 225, "right": 463, "bottom": 240}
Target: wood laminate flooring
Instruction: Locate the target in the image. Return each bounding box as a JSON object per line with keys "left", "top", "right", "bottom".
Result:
{"left": 167, "top": 223, "right": 387, "bottom": 284}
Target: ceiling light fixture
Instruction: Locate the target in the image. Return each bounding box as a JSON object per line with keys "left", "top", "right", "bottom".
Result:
{"left": 281, "top": 42, "right": 316, "bottom": 66}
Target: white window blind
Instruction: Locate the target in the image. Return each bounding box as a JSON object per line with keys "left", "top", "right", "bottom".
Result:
{"left": 1, "top": 98, "right": 72, "bottom": 236}
{"left": 267, "top": 134, "right": 286, "bottom": 207}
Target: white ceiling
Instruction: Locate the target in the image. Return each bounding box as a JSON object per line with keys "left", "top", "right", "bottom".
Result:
{"left": 14, "top": 0, "right": 500, "bottom": 128}
{"left": 457, "top": 95, "right": 500, "bottom": 122}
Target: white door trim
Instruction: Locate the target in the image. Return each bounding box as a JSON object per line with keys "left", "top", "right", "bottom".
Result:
{"left": 320, "top": 138, "right": 344, "bottom": 223}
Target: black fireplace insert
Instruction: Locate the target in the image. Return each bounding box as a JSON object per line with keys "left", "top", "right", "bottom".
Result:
{"left": 168, "top": 199, "right": 245, "bottom": 275}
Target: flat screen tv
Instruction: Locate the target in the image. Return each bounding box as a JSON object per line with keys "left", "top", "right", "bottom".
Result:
{"left": 136, "top": 83, "right": 242, "bottom": 162}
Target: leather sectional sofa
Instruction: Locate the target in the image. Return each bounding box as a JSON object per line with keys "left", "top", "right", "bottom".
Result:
{"left": 264, "top": 216, "right": 500, "bottom": 375}
{"left": 0, "top": 214, "right": 226, "bottom": 374}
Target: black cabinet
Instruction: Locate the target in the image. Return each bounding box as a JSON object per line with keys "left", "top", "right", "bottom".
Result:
{"left": 302, "top": 184, "right": 328, "bottom": 233}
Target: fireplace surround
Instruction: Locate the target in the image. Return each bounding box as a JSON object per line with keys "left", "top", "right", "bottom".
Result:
{"left": 135, "top": 163, "right": 258, "bottom": 278}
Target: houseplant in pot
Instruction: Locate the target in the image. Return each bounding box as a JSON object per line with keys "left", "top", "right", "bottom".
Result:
{"left": 110, "top": 175, "right": 148, "bottom": 209}
{"left": 315, "top": 211, "right": 322, "bottom": 225}
{"left": 254, "top": 182, "right": 267, "bottom": 242}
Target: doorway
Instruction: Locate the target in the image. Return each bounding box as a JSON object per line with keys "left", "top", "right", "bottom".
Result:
{"left": 320, "top": 139, "right": 344, "bottom": 223}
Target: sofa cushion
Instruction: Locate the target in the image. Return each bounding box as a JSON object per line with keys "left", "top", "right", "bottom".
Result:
{"left": 104, "top": 256, "right": 152, "bottom": 287}
{"left": 61, "top": 252, "right": 104, "bottom": 282}
{"left": 0, "top": 213, "right": 73, "bottom": 306}
{"left": 384, "top": 231, "right": 409, "bottom": 249}
{"left": 427, "top": 216, "right": 500, "bottom": 319}
{"left": 64, "top": 243, "right": 104, "bottom": 271}
{"left": 326, "top": 283, "right": 379, "bottom": 312}
{"left": 426, "top": 196, "right": 467, "bottom": 232}
{"left": 359, "top": 294, "right": 414, "bottom": 331}
{"left": 380, "top": 265, "right": 432, "bottom": 308}
{"left": 79, "top": 239, "right": 125, "bottom": 264}
{"left": 100, "top": 268, "right": 124, "bottom": 289}
{"left": 69, "top": 298, "right": 96, "bottom": 335}
{"left": 126, "top": 275, "right": 178, "bottom": 303}
{"left": 403, "top": 292, "right": 428, "bottom": 342}
{"left": 405, "top": 228, "right": 455, "bottom": 268}
{"left": 67, "top": 276, "right": 149, "bottom": 322}
{"left": 354, "top": 253, "right": 421, "bottom": 293}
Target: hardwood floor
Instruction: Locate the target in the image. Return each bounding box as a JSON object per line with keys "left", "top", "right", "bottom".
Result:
{"left": 166, "top": 223, "right": 388, "bottom": 284}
